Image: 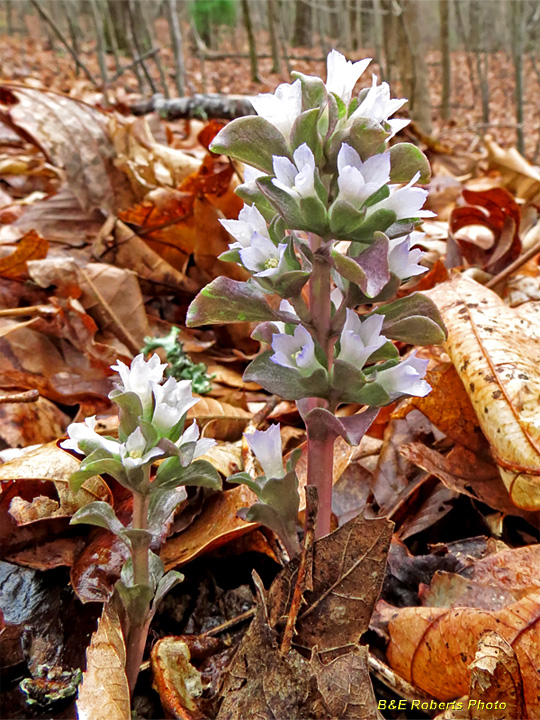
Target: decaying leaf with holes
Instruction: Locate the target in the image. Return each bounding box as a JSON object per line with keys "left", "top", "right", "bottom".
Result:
{"left": 427, "top": 274, "right": 540, "bottom": 510}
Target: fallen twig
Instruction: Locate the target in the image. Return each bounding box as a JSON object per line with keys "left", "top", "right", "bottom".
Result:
{"left": 0, "top": 389, "right": 39, "bottom": 404}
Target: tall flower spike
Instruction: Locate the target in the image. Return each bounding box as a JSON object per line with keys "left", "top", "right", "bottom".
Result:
{"left": 337, "top": 310, "right": 387, "bottom": 369}
{"left": 111, "top": 353, "right": 167, "bottom": 417}
{"left": 251, "top": 80, "right": 303, "bottom": 139}
{"left": 336, "top": 143, "right": 390, "bottom": 207}
{"left": 272, "top": 144, "right": 316, "bottom": 200}
{"left": 376, "top": 352, "right": 431, "bottom": 401}
{"left": 220, "top": 204, "right": 270, "bottom": 250}
{"left": 245, "top": 424, "right": 284, "bottom": 480}
{"left": 326, "top": 50, "right": 372, "bottom": 105}
{"left": 388, "top": 235, "right": 427, "bottom": 280}
{"left": 271, "top": 325, "right": 323, "bottom": 377}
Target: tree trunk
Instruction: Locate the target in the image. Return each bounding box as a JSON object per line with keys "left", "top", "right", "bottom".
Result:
{"left": 440, "top": 0, "right": 451, "bottom": 120}
{"left": 292, "top": 0, "right": 312, "bottom": 48}
{"left": 167, "top": 0, "right": 185, "bottom": 96}
{"left": 241, "top": 0, "right": 260, "bottom": 83}
{"left": 400, "top": 0, "right": 432, "bottom": 134}
{"left": 372, "top": 0, "right": 386, "bottom": 79}
{"left": 512, "top": 0, "right": 525, "bottom": 155}
{"left": 267, "top": 0, "right": 282, "bottom": 73}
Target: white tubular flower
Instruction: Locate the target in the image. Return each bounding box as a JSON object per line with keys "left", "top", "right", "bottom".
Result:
{"left": 326, "top": 50, "right": 372, "bottom": 105}
{"left": 376, "top": 352, "right": 431, "bottom": 400}
{"left": 272, "top": 144, "right": 316, "bottom": 200}
{"left": 271, "top": 325, "right": 323, "bottom": 377}
{"left": 272, "top": 299, "right": 299, "bottom": 333}
{"left": 251, "top": 80, "right": 303, "bottom": 138}
{"left": 120, "top": 426, "right": 164, "bottom": 471}
{"left": 177, "top": 421, "right": 216, "bottom": 459}
{"left": 61, "top": 416, "right": 121, "bottom": 456}
{"left": 152, "top": 377, "right": 200, "bottom": 435}
{"left": 220, "top": 204, "right": 270, "bottom": 251}
{"left": 351, "top": 75, "right": 407, "bottom": 124}
{"left": 388, "top": 235, "right": 427, "bottom": 280}
{"left": 337, "top": 310, "right": 387, "bottom": 369}
{"left": 336, "top": 143, "right": 390, "bottom": 207}
{"left": 239, "top": 234, "right": 288, "bottom": 278}
{"left": 111, "top": 353, "right": 167, "bottom": 416}
{"left": 366, "top": 173, "right": 435, "bottom": 221}
{"left": 245, "top": 424, "right": 284, "bottom": 479}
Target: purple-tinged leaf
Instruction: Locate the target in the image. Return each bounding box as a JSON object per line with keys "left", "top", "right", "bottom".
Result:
{"left": 299, "top": 404, "right": 379, "bottom": 446}
{"left": 244, "top": 350, "right": 330, "bottom": 400}
{"left": 186, "top": 278, "right": 278, "bottom": 326}
{"left": 330, "top": 232, "right": 390, "bottom": 297}
{"left": 371, "top": 292, "right": 447, "bottom": 345}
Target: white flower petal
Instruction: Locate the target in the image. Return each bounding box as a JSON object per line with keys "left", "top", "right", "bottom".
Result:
{"left": 245, "top": 424, "right": 284, "bottom": 479}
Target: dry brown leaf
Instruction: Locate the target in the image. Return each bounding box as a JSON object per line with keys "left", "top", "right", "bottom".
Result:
{"left": 76, "top": 601, "right": 130, "bottom": 720}
{"left": 0, "top": 230, "right": 48, "bottom": 279}
{"left": 14, "top": 185, "right": 105, "bottom": 246}
{"left": 0, "top": 390, "right": 70, "bottom": 447}
{"left": 0, "top": 87, "right": 120, "bottom": 212}
{"left": 0, "top": 441, "right": 112, "bottom": 520}
{"left": 94, "top": 219, "right": 199, "bottom": 295}
{"left": 469, "top": 631, "right": 527, "bottom": 720}
{"left": 109, "top": 115, "right": 200, "bottom": 199}
{"left": 160, "top": 485, "right": 258, "bottom": 571}
{"left": 150, "top": 637, "right": 205, "bottom": 720}
{"left": 268, "top": 515, "right": 392, "bottom": 655}
{"left": 395, "top": 363, "right": 488, "bottom": 453}
{"left": 188, "top": 397, "right": 251, "bottom": 442}
{"left": 427, "top": 275, "right": 540, "bottom": 509}
{"left": 485, "top": 135, "right": 540, "bottom": 205}
{"left": 387, "top": 589, "right": 540, "bottom": 718}
{"left": 399, "top": 443, "right": 540, "bottom": 526}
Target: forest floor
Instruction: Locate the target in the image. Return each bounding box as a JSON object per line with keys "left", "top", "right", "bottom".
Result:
{"left": 0, "top": 30, "right": 539, "bottom": 720}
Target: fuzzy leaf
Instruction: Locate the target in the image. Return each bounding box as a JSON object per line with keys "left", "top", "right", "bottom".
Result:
{"left": 331, "top": 232, "right": 390, "bottom": 297}
{"left": 373, "top": 292, "right": 447, "bottom": 345}
{"left": 70, "top": 500, "right": 125, "bottom": 536}
{"left": 187, "top": 278, "right": 278, "bottom": 326}
{"left": 291, "top": 108, "right": 322, "bottom": 163}
{"left": 210, "top": 116, "right": 289, "bottom": 174}
{"left": 244, "top": 350, "right": 330, "bottom": 400}
{"left": 256, "top": 177, "right": 306, "bottom": 229}
{"left": 154, "top": 458, "right": 222, "bottom": 491}
{"left": 302, "top": 405, "right": 380, "bottom": 445}
{"left": 148, "top": 488, "right": 188, "bottom": 535}
{"left": 389, "top": 143, "right": 431, "bottom": 184}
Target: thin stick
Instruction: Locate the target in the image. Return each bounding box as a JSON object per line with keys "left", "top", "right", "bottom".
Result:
{"left": 108, "top": 48, "right": 161, "bottom": 84}
{"left": 280, "top": 486, "right": 317, "bottom": 654}
{"left": 0, "top": 305, "right": 57, "bottom": 318}
{"left": 0, "top": 389, "right": 39, "bottom": 404}
{"left": 485, "top": 236, "right": 540, "bottom": 289}
{"left": 127, "top": 0, "right": 157, "bottom": 93}
{"left": 368, "top": 653, "right": 434, "bottom": 703}
{"left": 167, "top": 0, "right": 186, "bottom": 97}
{"left": 202, "top": 607, "right": 256, "bottom": 637}
{"left": 30, "top": 0, "right": 98, "bottom": 86}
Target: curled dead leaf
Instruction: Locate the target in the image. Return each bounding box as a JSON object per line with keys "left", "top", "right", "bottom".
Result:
{"left": 76, "top": 601, "right": 130, "bottom": 720}
{"left": 427, "top": 275, "right": 540, "bottom": 509}
{"left": 387, "top": 589, "right": 540, "bottom": 718}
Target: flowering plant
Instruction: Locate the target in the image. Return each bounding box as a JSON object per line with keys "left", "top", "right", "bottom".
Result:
{"left": 61, "top": 354, "right": 221, "bottom": 693}
{"left": 187, "top": 50, "right": 446, "bottom": 542}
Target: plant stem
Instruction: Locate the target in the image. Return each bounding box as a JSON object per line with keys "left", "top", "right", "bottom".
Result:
{"left": 125, "top": 491, "right": 151, "bottom": 695}
{"left": 132, "top": 493, "right": 150, "bottom": 586}
{"left": 305, "top": 233, "right": 335, "bottom": 539}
